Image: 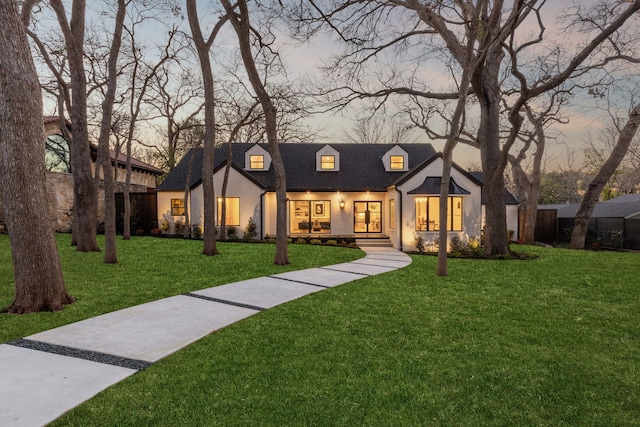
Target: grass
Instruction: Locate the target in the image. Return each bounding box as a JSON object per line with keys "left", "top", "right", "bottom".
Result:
{"left": 3, "top": 236, "right": 640, "bottom": 426}
{"left": 0, "top": 233, "right": 363, "bottom": 343}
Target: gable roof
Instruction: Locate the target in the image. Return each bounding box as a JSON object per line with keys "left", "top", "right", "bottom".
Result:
{"left": 468, "top": 171, "right": 519, "bottom": 205}
{"left": 158, "top": 143, "right": 438, "bottom": 192}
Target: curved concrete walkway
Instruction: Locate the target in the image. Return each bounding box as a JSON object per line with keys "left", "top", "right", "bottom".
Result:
{"left": 0, "top": 244, "right": 410, "bottom": 426}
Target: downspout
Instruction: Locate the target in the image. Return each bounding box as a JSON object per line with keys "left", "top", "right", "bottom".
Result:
{"left": 260, "top": 190, "right": 266, "bottom": 240}
{"left": 396, "top": 187, "right": 403, "bottom": 251}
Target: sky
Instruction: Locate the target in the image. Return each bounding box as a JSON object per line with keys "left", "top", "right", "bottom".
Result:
{"left": 37, "top": 0, "right": 638, "bottom": 171}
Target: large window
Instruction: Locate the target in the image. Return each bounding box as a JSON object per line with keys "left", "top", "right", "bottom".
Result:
{"left": 390, "top": 155, "right": 405, "bottom": 170}
{"left": 415, "top": 196, "right": 463, "bottom": 231}
{"left": 290, "top": 200, "right": 331, "bottom": 233}
{"left": 217, "top": 197, "right": 240, "bottom": 226}
{"left": 249, "top": 155, "right": 264, "bottom": 169}
{"left": 171, "top": 198, "right": 185, "bottom": 216}
{"left": 320, "top": 155, "right": 335, "bottom": 170}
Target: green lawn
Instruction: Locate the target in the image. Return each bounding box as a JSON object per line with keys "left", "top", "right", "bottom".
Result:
{"left": 2, "top": 236, "right": 639, "bottom": 426}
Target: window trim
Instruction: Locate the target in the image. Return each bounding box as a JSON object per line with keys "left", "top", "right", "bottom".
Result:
{"left": 390, "top": 155, "right": 405, "bottom": 170}
{"left": 415, "top": 196, "right": 463, "bottom": 232}
{"left": 171, "top": 198, "right": 185, "bottom": 216}
{"left": 217, "top": 197, "right": 240, "bottom": 226}
{"left": 249, "top": 154, "right": 264, "bottom": 170}
{"left": 320, "top": 155, "right": 335, "bottom": 170}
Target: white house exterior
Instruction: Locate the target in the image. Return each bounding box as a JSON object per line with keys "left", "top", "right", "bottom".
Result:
{"left": 157, "top": 143, "right": 517, "bottom": 251}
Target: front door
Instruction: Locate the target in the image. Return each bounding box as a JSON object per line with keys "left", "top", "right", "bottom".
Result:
{"left": 354, "top": 201, "right": 382, "bottom": 233}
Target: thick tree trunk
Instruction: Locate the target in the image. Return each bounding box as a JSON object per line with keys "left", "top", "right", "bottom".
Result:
{"left": 220, "top": 142, "right": 233, "bottom": 241}
{"left": 51, "top": 0, "right": 100, "bottom": 252}
{"left": 222, "top": 0, "right": 289, "bottom": 265}
{"left": 183, "top": 151, "right": 194, "bottom": 238}
{"left": 474, "top": 51, "right": 511, "bottom": 257}
{"left": 569, "top": 105, "right": 640, "bottom": 249}
{"left": 0, "top": 0, "right": 74, "bottom": 313}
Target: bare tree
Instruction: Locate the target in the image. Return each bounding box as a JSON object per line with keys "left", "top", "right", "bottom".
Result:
{"left": 185, "top": 0, "right": 228, "bottom": 256}
{"left": 570, "top": 104, "right": 640, "bottom": 248}
{"left": 94, "top": 0, "right": 127, "bottom": 264}
{"left": 221, "top": 0, "right": 290, "bottom": 265}
{"left": 1, "top": 0, "right": 73, "bottom": 314}
{"left": 47, "top": 0, "right": 101, "bottom": 252}
{"left": 342, "top": 114, "right": 420, "bottom": 145}
{"left": 295, "top": 0, "right": 640, "bottom": 257}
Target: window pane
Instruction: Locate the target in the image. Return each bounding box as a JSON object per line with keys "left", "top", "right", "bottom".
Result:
{"left": 290, "top": 201, "right": 310, "bottom": 233}
{"left": 217, "top": 197, "right": 240, "bottom": 226}
{"left": 428, "top": 197, "right": 440, "bottom": 230}
{"left": 171, "top": 199, "right": 185, "bottom": 216}
{"left": 415, "top": 197, "right": 426, "bottom": 231}
{"left": 250, "top": 155, "right": 264, "bottom": 169}
{"left": 321, "top": 155, "right": 335, "bottom": 170}
{"left": 390, "top": 155, "right": 404, "bottom": 170}
{"left": 452, "top": 197, "right": 463, "bottom": 231}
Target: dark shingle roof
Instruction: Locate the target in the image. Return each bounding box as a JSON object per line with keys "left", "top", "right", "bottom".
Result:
{"left": 158, "top": 143, "right": 438, "bottom": 192}
{"left": 468, "top": 171, "right": 519, "bottom": 205}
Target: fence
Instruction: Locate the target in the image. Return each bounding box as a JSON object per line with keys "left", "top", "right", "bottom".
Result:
{"left": 115, "top": 192, "right": 158, "bottom": 235}
{"left": 556, "top": 216, "right": 640, "bottom": 250}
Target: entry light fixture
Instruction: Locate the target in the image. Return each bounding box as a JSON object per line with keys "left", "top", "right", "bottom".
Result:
{"left": 339, "top": 199, "right": 345, "bottom": 209}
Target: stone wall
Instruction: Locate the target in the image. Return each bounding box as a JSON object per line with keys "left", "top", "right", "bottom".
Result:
{"left": 44, "top": 171, "right": 151, "bottom": 232}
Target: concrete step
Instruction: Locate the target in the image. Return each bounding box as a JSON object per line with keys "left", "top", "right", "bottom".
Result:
{"left": 356, "top": 238, "right": 393, "bottom": 248}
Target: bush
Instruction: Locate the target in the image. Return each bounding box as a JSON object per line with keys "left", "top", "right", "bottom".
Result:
{"left": 450, "top": 234, "right": 484, "bottom": 257}
{"left": 192, "top": 225, "right": 202, "bottom": 239}
{"left": 310, "top": 239, "right": 322, "bottom": 245}
{"left": 227, "top": 226, "right": 238, "bottom": 241}
{"left": 243, "top": 217, "right": 258, "bottom": 241}
{"left": 414, "top": 234, "right": 425, "bottom": 254}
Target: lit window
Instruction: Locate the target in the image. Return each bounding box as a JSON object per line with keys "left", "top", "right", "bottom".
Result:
{"left": 171, "top": 199, "right": 185, "bottom": 216}
{"left": 217, "top": 197, "right": 240, "bottom": 226}
{"left": 415, "top": 196, "right": 463, "bottom": 231}
{"left": 321, "top": 155, "right": 335, "bottom": 170}
{"left": 250, "top": 155, "right": 264, "bottom": 169}
{"left": 389, "top": 199, "right": 395, "bottom": 229}
{"left": 390, "top": 155, "right": 405, "bottom": 170}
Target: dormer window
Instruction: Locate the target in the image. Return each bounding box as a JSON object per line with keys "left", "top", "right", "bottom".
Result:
{"left": 390, "top": 155, "right": 404, "bottom": 170}
{"left": 244, "top": 144, "right": 271, "bottom": 171}
{"left": 316, "top": 144, "right": 340, "bottom": 171}
{"left": 382, "top": 145, "right": 408, "bottom": 171}
{"left": 321, "top": 155, "right": 335, "bottom": 170}
{"left": 250, "top": 154, "right": 264, "bottom": 169}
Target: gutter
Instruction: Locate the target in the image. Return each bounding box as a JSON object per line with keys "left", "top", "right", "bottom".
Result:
{"left": 260, "top": 190, "right": 266, "bottom": 239}
{"left": 396, "top": 187, "right": 403, "bottom": 251}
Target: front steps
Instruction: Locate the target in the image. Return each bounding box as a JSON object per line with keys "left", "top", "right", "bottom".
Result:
{"left": 355, "top": 237, "right": 393, "bottom": 248}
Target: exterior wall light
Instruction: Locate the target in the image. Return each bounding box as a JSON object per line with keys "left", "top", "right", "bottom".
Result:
{"left": 339, "top": 199, "right": 345, "bottom": 209}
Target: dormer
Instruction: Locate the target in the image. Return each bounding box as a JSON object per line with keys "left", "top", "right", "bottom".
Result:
{"left": 316, "top": 144, "right": 340, "bottom": 172}
{"left": 244, "top": 144, "right": 271, "bottom": 171}
{"left": 382, "top": 145, "right": 408, "bottom": 172}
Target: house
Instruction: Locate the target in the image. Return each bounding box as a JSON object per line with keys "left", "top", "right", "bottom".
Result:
{"left": 468, "top": 171, "right": 520, "bottom": 241}
{"left": 157, "top": 143, "right": 520, "bottom": 252}
{"left": 539, "top": 194, "right": 640, "bottom": 249}
{"left": 42, "top": 116, "right": 163, "bottom": 232}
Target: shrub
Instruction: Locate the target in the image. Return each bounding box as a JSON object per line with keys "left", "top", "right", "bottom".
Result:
{"left": 310, "top": 239, "right": 322, "bottom": 245}
{"left": 227, "top": 226, "right": 238, "bottom": 241}
{"left": 326, "top": 239, "right": 337, "bottom": 246}
{"left": 243, "top": 217, "right": 258, "bottom": 241}
{"left": 192, "top": 225, "right": 202, "bottom": 239}
{"left": 414, "top": 234, "right": 426, "bottom": 254}
{"left": 295, "top": 237, "right": 307, "bottom": 244}
{"left": 174, "top": 219, "right": 185, "bottom": 236}
{"left": 450, "top": 233, "right": 484, "bottom": 257}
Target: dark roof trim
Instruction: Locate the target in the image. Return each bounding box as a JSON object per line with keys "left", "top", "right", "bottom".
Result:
{"left": 407, "top": 177, "right": 471, "bottom": 195}
{"left": 394, "top": 152, "right": 482, "bottom": 187}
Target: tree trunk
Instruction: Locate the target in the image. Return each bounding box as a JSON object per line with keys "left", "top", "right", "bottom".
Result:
{"left": 223, "top": 0, "right": 289, "bottom": 265}
{"left": 220, "top": 141, "right": 233, "bottom": 241}
{"left": 0, "top": 0, "right": 74, "bottom": 313}
{"left": 183, "top": 151, "right": 194, "bottom": 239}
{"left": 569, "top": 105, "right": 640, "bottom": 249}
{"left": 51, "top": 0, "right": 100, "bottom": 252}
{"left": 97, "top": 0, "right": 126, "bottom": 263}
{"left": 186, "top": 0, "right": 218, "bottom": 256}
{"left": 473, "top": 50, "right": 511, "bottom": 257}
